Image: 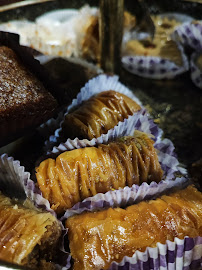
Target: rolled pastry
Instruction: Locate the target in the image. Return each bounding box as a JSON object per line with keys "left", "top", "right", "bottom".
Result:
{"left": 0, "top": 192, "right": 62, "bottom": 269}
{"left": 36, "top": 131, "right": 163, "bottom": 214}
{"left": 62, "top": 90, "right": 141, "bottom": 140}
{"left": 66, "top": 185, "right": 202, "bottom": 270}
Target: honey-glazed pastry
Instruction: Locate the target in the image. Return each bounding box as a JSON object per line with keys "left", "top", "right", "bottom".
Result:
{"left": 125, "top": 39, "right": 183, "bottom": 65}
{"left": 66, "top": 185, "right": 202, "bottom": 270}
{"left": 36, "top": 131, "right": 163, "bottom": 214}
{"left": 152, "top": 15, "right": 181, "bottom": 41}
{"left": 62, "top": 90, "right": 141, "bottom": 140}
{"left": 0, "top": 43, "right": 58, "bottom": 146}
{"left": 0, "top": 192, "right": 62, "bottom": 269}
{"left": 125, "top": 39, "right": 183, "bottom": 66}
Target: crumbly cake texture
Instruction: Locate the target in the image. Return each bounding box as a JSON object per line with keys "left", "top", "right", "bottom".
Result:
{"left": 36, "top": 132, "right": 163, "bottom": 215}
{"left": 0, "top": 44, "right": 58, "bottom": 144}
{"left": 66, "top": 185, "right": 202, "bottom": 270}
{"left": 62, "top": 90, "right": 141, "bottom": 140}
{"left": 0, "top": 192, "right": 62, "bottom": 269}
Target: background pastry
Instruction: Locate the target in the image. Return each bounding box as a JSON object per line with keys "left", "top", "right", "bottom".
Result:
{"left": 0, "top": 192, "right": 62, "bottom": 269}
{"left": 0, "top": 35, "right": 58, "bottom": 146}
{"left": 36, "top": 131, "right": 163, "bottom": 214}
{"left": 62, "top": 90, "right": 141, "bottom": 140}
{"left": 66, "top": 185, "right": 202, "bottom": 270}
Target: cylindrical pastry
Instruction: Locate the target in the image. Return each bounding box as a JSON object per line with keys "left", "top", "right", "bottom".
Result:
{"left": 36, "top": 131, "right": 163, "bottom": 214}
{"left": 0, "top": 192, "right": 62, "bottom": 269}
{"left": 66, "top": 185, "right": 202, "bottom": 270}
{"left": 61, "top": 90, "right": 141, "bottom": 140}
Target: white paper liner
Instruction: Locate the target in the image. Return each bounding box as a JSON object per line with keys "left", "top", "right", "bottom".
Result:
{"left": 44, "top": 74, "right": 143, "bottom": 152}
{"left": 190, "top": 52, "right": 202, "bottom": 89}
{"left": 0, "top": 154, "right": 71, "bottom": 269}
{"left": 108, "top": 236, "right": 202, "bottom": 270}
{"left": 40, "top": 111, "right": 187, "bottom": 219}
{"left": 122, "top": 44, "right": 189, "bottom": 79}
{"left": 172, "top": 21, "right": 202, "bottom": 52}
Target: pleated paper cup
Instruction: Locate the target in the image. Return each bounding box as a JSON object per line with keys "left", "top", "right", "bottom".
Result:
{"left": 108, "top": 236, "right": 202, "bottom": 270}
{"left": 190, "top": 52, "right": 202, "bottom": 89}
{"left": 172, "top": 21, "right": 202, "bottom": 52}
{"left": 44, "top": 74, "right": 143, "bottom": 152}
{"left": 122, "top": 44, "right": 189, "bottom": 79}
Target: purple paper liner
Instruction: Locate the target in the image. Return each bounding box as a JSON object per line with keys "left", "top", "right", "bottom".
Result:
{"left": 40, "top": 111, "right": 187, "bottom": 220}
{"left": 62, "top": 177, "right": 189, "bottom": 220}
{"left": 190, "top": 52, "right": 202, "bottom": 89}
{"left": 172, "top": 21, "right": 202, "bottom": 52}
{"left": 108, "top": 236, "right": 202, "bottom": 270}
{"left": 44, "top": 74, "right": 143, "bottom": 152}
{"left": 122, "top": 44, "right": 189, "bottom": 79}
{"left": 44, "top": 111, "right": 186, "bottom": 180}
{"left": 0, "top": 154, "right": 71, "bottom": 270}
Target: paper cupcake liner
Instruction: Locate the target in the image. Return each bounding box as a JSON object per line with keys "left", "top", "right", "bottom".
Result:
{"left": 0, "top": 154, "right": 71, "bottom": 270}
{"left": 39, "top": 110, "right": 187, "bottom": 220}
{"left": 172, "top": 21, "right": 202, "bottom": 52}
{"left": 44, "top": 74, "right": 143, "bottom": 152}
{"left": 190, "top": 52, "right": 202, "bottom": 89}
{"left": 109, "top": 236, "right": 202, "bottom": 270}
{"left": 62, "top": 177, "right": 189, "bottom": 219}
{"left": 122, "top": 44, "right": 189, "bottom": 79}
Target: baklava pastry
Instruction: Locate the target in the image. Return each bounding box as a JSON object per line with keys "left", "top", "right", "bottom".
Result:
{"left": 62, "top": 90, "right": 141, "bottom": 140}
{"left": 0, "top": 192, "right": 62, "bottom": 269}
{"left": 66, "top": 185, "right": 202, "bottom": 270}
{"left": 36, "top": 131, "right": 163, "bottom": 214}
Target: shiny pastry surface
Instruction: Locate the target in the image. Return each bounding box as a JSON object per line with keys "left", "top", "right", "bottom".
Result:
{"left": 0, "top": 192, "right": 61, "bottom": 268}
{"left": 62, "top": 90, "right": 141, "bottom": 140}
{"left": 36, "top": 131, "right": 163, "bottom": 214}
{"left": 66, "top": 185, "right": 202, "bottom": 270}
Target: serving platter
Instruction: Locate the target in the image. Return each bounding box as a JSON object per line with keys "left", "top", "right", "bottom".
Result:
{"left": 0, "top": 0, "right": 201, "bottom": 269}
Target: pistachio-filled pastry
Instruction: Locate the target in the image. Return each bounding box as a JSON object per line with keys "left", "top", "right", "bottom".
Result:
{"left": 62, "top": 90, "right": 141, "bottom": 140}
{"left": 36, "top": 131, "right": 163, "bottom": 214}
{"left": 66, "top": 186, "right": 202, "bottom": 270}
{"left": 0, "top": 192, "right": 62, "bottom": 269}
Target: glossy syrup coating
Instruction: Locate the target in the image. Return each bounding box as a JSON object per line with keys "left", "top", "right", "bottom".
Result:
{"left": 35, "top": 131, "right": 163, "bottom": 214}
{"left": 66, "top": 185, "right": 202, "bottom": 270}
{"left": 62, "top": 90, "right": 141, "bottom": 140}
{"left": 0, "top": 192, "right": 61, "bottom": 268}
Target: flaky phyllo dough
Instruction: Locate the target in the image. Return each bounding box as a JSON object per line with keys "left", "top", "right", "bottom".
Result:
{"left": 0, "top": 193, "right": 61, "bottom": 269}
{"left": 36, "top": 131, "right": 163, "bottom": 214}
{"left": 66, "top": 186, "right": 202, "bottom": 270}
{"left": 62, "top": 90, "right": 141, "bottom": 140}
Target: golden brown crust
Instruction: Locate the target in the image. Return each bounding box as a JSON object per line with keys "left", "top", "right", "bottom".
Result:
{"left": 36, "top": 131, "right": 163, "bottom": 214}
{"left": 66, "top": 186, "right": 202, "bottom": 270}
{"left": 62, "top": 90, "right": 141, "bottom": 140}
{"left": 0, "top": 45, "right": 58, "bottom": 145}
{"left": 0, "top": 193, "right": 61, "bottom": 268}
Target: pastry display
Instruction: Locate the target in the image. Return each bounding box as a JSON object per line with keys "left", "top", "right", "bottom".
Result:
{"left": 125, "top": 39, "right": 183, "bottom": 66}
{"left": 81, "top": 11, "right": 136, "bottom": 62}
{"left": 0, "top": 41, "right": 58, "bottom": 146}
{"left": 36, "top": 131, "right": 163, "bottom": 214}
{"left": 62, "top": 90, "right": 141, "bottom": 140}
{"left": 66, "top": 185, "right": 202, "bottom": 270}
{"left": 0, "top": 192, "right": 62, "bottom": 269}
